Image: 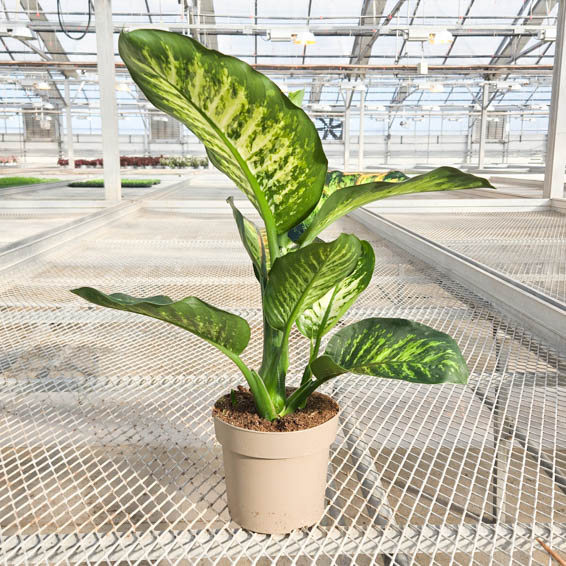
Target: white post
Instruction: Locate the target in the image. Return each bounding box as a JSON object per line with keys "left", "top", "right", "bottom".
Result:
{"left": 358, "top": 87, "right": 366, "bottom": 171}
{"left": 95, "top": 0, "right": 121, "bottom": 200}
{"left": 343, "top": 106, "right": 350, "bottom": 170}
{"left": 64, "top": 79, "right": 74, "bottom": 168}
{"left": 385, "top": 111, "right": 391, "bottom": 165}
{"left": 544, "top": 0, "right": 566, "bottom": 199}
{"left": 478, "top": 83, "right": 489, "bottom": 169}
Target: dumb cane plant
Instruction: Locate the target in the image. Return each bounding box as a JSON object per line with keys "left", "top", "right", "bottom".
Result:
{"left": 72, "top": 30, "right": 493, "bottom": 420}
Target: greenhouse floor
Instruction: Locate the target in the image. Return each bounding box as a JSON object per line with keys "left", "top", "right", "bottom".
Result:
{"left": 0, "top": 174, "right": 565, "bottom": 565}
{"left": 381, "top": 210, "right": 566, "bottom": 305}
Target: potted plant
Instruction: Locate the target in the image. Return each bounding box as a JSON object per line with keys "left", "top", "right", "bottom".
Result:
{"left": 71, "top": 29, "right": 493, "bottom": 535}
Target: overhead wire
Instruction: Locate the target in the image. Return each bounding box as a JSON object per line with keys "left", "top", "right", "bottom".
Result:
{"left": 57, "top": 0, "right": 92, "bottom": 40}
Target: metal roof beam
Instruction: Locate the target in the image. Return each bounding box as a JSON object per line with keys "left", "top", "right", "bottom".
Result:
{"left": 509, "top": 40, "right": 548, "bottom": 64}
{"left": 441, "top": 0, "right": 477, "bottom": 65}
{"left": 490, "top": 0, "right": 558, "bottom": 65}
{"left": 390, "top": 0, "right": 422, "bottom": 108}
{"left": 20, "top": 0, "right": 78, "bottom": 79}
{"left": 19, "top": 0, "right": 78, "bottom": 106}
{"left": 0, "top": 60, "right": 554, "bottom": 75}
{"left": 349, "top": 0, "right": 388, "bottom": 65}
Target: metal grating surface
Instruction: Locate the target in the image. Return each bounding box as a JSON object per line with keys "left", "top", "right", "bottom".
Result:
{"left": 383, "top": 210, "right": 566, "bottom": 306}
{"left": 0, "top": 211, "right": 85, "bottom": 247}
{"left": 0, "top": 210, "right": 565, "bottom": 565}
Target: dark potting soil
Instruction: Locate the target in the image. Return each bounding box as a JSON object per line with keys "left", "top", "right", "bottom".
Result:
{"left": 212, "top": 386, "right": 339, "bottom": 432}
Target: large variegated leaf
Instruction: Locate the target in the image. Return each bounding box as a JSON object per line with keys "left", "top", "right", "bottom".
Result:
{"left": 296, "top": 240, "right": 375, "bottom": 339}
{"left": 287, "top": 169, "right": 409, "bottom": 242}
{"left": 227, "top": 197, "right": 269, "bottom": 279}
{"left": 71, "top": 287, "right": 250, "bottom": 355}
{"left": 264, "top": 234, "right": 362, "bottom": 332}
{"left": 299, "top": 167, "right": 494, "bottom": 245}
{"left": 311, "top": 318, "right": 468, "bottom": 384}
{"left": 119, "top": 29, "right": 327, "bottom": 234}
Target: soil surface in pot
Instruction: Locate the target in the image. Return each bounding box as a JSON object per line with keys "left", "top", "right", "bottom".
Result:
{"left": 213, "top": 387, "right": 339, "bottom": 432}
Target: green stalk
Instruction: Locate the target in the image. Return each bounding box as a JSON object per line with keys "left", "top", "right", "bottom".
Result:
{"left": 225, "top": 349, "right": 278, "bottom": 420}
{"left": 261, "top": 324, "right": 288, "bottom": 413}
{"left": 265, "top": 221, "right": 279, "bottom": 263}
{"left": 280, "top": 375, "right": 332, "bottom": 417}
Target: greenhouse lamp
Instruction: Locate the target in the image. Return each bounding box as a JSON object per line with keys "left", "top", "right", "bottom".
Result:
{"left": 429, "top": 29, "right": 453, "bottom": 45}
{"left": 292, "top": 31, "right": 316, "bottom": 45}
{"left": 428, "top": 83, "right": 445, "bottom": 93}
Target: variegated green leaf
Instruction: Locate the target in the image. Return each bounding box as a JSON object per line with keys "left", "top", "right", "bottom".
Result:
{"left": 264, "top": 234, "right": 362, "bottom": 332}
{"left": 296, "top": 240, "right": 375, "bottom": 339}
{"left": 227, "top": 197, "right": 269, "bottom": 279}
{"left": 311, "top": 318, "right": 469, "bottom": 385}
{"left": 288, "top": 89, "right": 304, "bottom": 107}
{"left": 71, "top": 287, "right": 250, "bottom": 355}
{"left": 299, "top": 167, "right": 494, "bottom": 245}
{"left": 287, "top": 169, "right": 408, "bottom": 243}
{"left": 119, "top": 29, "right": 327, "bottom": 234}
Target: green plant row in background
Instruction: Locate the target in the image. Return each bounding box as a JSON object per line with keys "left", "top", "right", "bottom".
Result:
{"left": 0, "top": 176, "right": 61, "bottom": 188}
{"left": 57, "top": 155, "right": 209, "bottom": 168}
{"left": 68, "top": 179, "right": 161, "bottom": 188}
{"left": 159, "top": 156, "right": 209, "bottom": 168}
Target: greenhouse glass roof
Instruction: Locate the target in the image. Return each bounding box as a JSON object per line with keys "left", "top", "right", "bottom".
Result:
{"left": 0, "top": 1, "right": 558, "bottom": 122}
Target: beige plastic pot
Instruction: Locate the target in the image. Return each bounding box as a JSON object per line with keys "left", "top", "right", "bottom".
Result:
{"left": 213, "top": 410, "right": 339, "bottom": 534}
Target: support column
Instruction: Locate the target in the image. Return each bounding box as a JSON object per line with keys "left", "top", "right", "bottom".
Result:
{"left": 95, "top": 0, "right": 121, "bottom": 201}
{"left": 341, "top": 88, "right": 353, "bottom": 171}
{"left": 478, "top": 83, "right": 489, "bottom": 170}
{"left": 343, "top": 106, "right": 350, "bottom": 170}
{"left": 385, "top": 111, "right": 391, "bottom": 165}
{"left": 358, "top": 86, "right": 366, "bottom": 171}
{"left": 544, "top": 0, "right": 566, "bottom": 199}
{"left": 64, "top": 79, "right": 74, "bottom": 168}
{"left": 465, "top": 112, "right": 473, "bottom": 164}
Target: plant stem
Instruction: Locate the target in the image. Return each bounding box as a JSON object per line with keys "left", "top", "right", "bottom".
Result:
{"left": 225, "top": 350, "right": 278, "bottom": 420}
{"left": 265, "top": 220, "right": 279, "bottom": 263}
{"left": 261, "top": 324, "right": 288, "bottom": 412}
{"left": 280, "top": 375, "right": 332, "bottom": 417}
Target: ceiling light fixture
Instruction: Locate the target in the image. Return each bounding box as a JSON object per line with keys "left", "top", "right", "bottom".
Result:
{"left": 292, "top": 31, "right": 316, "bottom": 46}
{"left": 311, "top": 103, "right": 332, "bottom": 112}
{"left": 267, "top": 28, "right": 315, "bottom": 45}
{"left": 0, "top": 23, "right": 34, "bottom": 40}
{"left": 429, "top": 29, "right": 453, "bottom": 45}
{"left": 404, "top": 28, "right": 432, "bottom": 42}
{"left": 537, "top": 28, "right": 556, "bottom": 42}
